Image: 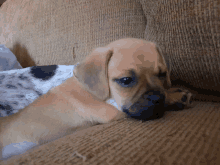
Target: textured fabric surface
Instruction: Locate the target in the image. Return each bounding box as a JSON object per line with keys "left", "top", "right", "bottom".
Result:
{"left": 0, "top": 1, "right": 220, "bottom": 164}
{"left": 140, "top": 0, "right": 220, "bottom": 93}
{"left": 0, "top": 0, "right": 145, "bottom": 66}
{"left": 1, "top": 0, "right": 220, "bottom": 95}
{"left": 1, "top": 101, "right": 220, "bottom": 165}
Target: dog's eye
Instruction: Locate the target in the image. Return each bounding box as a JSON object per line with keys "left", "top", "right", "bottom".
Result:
{"left": 115, "top": 77, "right": 136, "bottom": 87}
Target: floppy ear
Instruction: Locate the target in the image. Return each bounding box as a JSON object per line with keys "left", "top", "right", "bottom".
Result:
{"left": 73, "top": 47, "right": 113, "bottom": 101}
{"left": 155, "top": 45, "right": 172, "bottom": 89}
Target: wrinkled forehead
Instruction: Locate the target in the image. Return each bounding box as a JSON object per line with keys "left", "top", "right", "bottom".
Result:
{"left": 108, "top": 44, "right": 159, "bottom": 75}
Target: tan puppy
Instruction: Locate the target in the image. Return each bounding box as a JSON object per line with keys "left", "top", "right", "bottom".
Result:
{"left": 0, "top": 38, "right": 192, "bottom": 160}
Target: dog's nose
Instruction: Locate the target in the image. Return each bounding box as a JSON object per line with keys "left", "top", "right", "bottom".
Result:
{"left": 122, "top": 90, "right": 165, "bottom": 120}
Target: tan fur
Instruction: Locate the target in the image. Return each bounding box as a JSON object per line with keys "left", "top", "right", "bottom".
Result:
{"left": 0, "top": 38, "right": 191, "bottom": 159}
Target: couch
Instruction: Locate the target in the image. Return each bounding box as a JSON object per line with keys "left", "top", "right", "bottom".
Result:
{"left": 0, "top": 0, "right": 219, "bottom": 164}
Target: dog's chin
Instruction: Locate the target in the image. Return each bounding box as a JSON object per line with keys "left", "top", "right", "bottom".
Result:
{"left": 123, "top": 104, "right": 166, "bottom": 120}
{"left": 122, "top": 90, "right": 166, "bottom": 120}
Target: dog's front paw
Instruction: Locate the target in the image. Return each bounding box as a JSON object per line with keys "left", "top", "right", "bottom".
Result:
{"left": 165, "top": 87, "right": 194, "bottom": 110}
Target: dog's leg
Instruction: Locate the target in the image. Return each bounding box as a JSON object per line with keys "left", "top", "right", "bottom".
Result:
{"left": 165, "top": 87, "right": 194, "bottom": 110}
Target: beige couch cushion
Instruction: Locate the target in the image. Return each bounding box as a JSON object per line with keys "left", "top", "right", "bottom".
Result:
{"left": 140, "top": 0, "right": 220, "bottom": 94}
{"left": 0, "top": 0, "right": 145, "bottom": 67}
{"left": 0, "top": 1, "right": 220, "bottom": 164}
{"left": 1, "top": 0, "right": 220, "bottom": 97}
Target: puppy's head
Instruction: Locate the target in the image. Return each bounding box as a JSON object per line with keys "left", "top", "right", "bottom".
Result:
{"left": 74, "top": 38, "right": 171, "bottom": 120}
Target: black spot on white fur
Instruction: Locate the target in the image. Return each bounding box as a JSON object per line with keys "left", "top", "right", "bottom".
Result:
{"left": 30, "top": 65, "right": 58, "bottom": 80}
{"left": 19, "top": 74, "right": 28, "bottom": 80}
{"left": 35, "top": 90, "right": 42, "bottom": 96}
{"left": 6, "top": 84, "right": 17, "bottom": 89}
{"left": 0, "top": 103, "right": 13, "bottom": 114}
{"left": 0, "top": 75, "right": 5, "bottom": 84}
{"left": 17, "top": 83, "right": 23, "bottom": 87}
{"left": 0, "top": 75, "right": 5, "bottom": 80}
{"left": 0, "top": 64, "right": 76, "bottom": 117}
{"left": 16, "top": 94, "right": 25, "bottom": 98}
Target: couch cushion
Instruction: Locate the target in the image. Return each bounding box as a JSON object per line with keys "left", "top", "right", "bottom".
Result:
{"left": 140, "top": 0, "right": 220, "bottom": 94}
{"left": 1, "top": 0, "right": 220, "bottom": 98}
{"left": 0, "top": 0, "right": 145, "bottom": 67}
{"left": 1, "top": 101, "right": 220, "bottom": 165}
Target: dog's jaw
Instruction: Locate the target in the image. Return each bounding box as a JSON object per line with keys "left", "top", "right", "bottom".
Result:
{"left": 122, "top": 90, "right": 166, "bottom": 120}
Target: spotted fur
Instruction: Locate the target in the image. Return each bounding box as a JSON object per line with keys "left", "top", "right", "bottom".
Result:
{"left": 0, "top": 65, "right": 78, "bottom": 117}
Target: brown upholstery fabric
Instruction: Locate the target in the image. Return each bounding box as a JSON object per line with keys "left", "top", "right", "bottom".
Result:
{"left": 141, "top": 0, "right": 220, "bottom": 93}
{"left": 0, "top": 0, "right": 220, "bottom": 94}
{"left": 1, "top": 102, "right": 220, "bottom": 165}
{"left": 0, "top": 0, "right": 220, "bottom": 164}
{"left": 0, "top": 0, "right": 145, "bottom": 66}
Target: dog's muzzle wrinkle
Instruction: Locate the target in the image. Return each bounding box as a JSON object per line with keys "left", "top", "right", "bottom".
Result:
{"left": 122, "top": 90, "right": 166, "bottom": 120}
